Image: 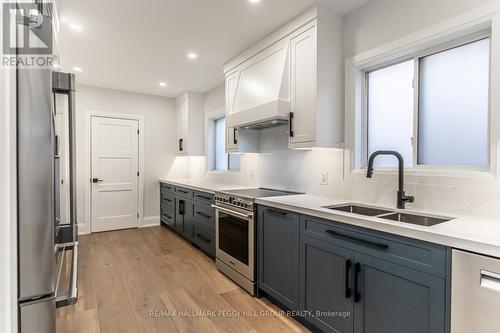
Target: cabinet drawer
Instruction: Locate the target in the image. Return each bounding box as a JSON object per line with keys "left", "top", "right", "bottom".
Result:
{"left": 160, "top": 183, "right": 174, "bottom": 193}
{"left": 161, "top": 192, "right": 175, "bottom": 210}
{"left": 193, "top": 224, "right": 215, "bottom": 257}
{"left": 175, "top": 186, "right": 193, "bottom": 198}
{"left": 161, "top": 210, "right": 175, "bottom": 227}
{"left": 301, "top": 215, "right": 447, "bottom": 278}
{"left": 193, "top": 190, "right": 214, "bottom": 204}
{"left": 193, "top": 202, "right": 214, "bottom": 229}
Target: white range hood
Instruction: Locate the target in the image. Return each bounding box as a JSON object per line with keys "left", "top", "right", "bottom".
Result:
{"left": 225, "top": 39, "right": 291, "bottom": 129}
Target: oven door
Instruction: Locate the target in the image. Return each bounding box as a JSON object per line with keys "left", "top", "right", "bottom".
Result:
{"left": 213, "top": 204, "right": 254, "bottom": 281}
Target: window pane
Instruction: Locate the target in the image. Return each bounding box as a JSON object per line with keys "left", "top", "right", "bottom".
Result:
{"left": 215, "top": 118, "right": 228, "bottom": 171}
{"left": 368, "top": 60, "right": 414, "bottom": 168}
{"left": 418, "top": 38, "right": 490, "bottom": 165}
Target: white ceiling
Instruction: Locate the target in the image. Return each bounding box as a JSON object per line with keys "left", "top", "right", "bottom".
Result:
{"left": 58, "top": 0, "right": 371, "bottom": 98}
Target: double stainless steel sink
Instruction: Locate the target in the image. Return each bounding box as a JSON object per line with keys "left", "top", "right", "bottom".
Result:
{"left": 324, "top": 204, "right": 452, "bottom": 227}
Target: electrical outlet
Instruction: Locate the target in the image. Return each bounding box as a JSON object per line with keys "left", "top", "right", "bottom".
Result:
{"left": 320, "top": 171, "right": 328, "bottom": 185}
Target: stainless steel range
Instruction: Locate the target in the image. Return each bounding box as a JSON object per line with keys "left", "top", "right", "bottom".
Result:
{"left": 212, "top": 188, "right": 301, "bottom": 295}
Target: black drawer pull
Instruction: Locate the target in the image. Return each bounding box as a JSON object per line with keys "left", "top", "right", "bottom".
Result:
{"left": 179, "top": 138, "right": 183, "bottom": 152}
{"left": 266, "top": 209, "right": 288, "bottom": 216}
{"left": 196, "top": 233, "right": 211, "bottom": 243}
{"left": 325, "top": 230, "right": 389, "bottom": 250}
{"left": 196, "top": 195, "right": 212, "bottom": 201}
{"left": 345, "top": 259, "right": 352, "bottom": 298}
{"left": 177, "top": 189, "right": 188, "bottom": 194}
{"left": 196, "top": 211, "right": 211, "bottom": 219}
{"left": 354, "top": 263, "right": 361, "bottom": 303}
{"left": 163, "top": 198, "right": 172, "bottom": 202}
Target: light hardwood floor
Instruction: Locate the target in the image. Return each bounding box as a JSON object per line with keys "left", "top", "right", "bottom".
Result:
{"left": 56, "top": 226, "right": 310, "bottom": 333}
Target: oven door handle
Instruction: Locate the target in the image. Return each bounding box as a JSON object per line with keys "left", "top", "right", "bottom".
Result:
{"left": 211, "top": 205, "right": 253, "bottom": 219}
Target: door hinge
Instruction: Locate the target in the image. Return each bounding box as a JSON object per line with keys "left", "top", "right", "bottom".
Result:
{"left": 137, "top": 171, "right": 139, "bottom": 176}
{"left": 137, "top": 213, "right": 139, "bottom": 219}
{"left": 137, "top": 129, "right": 139, "bottom": 135}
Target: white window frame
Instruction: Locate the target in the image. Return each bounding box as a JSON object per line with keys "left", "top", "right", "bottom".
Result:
{"left": 345, "top": 5, "right": 500, "bottom": 179}
{"left": 205, "top": 108, "right": 241, "bottom": 173}
{"left": 362, "top": 32, "right": 491, "bottom": 171}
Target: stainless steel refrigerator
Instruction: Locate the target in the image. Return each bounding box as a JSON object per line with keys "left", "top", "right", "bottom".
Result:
{"left": 17, "top": 69, "right": 79, "bottom": 332}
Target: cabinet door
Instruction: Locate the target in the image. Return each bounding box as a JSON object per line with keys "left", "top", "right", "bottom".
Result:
{"left": 176, "top": 100, "right": 188, "bottom": 154}
{"left": 174, "top": 197, "right": 185, "bottom": 234}
{"left": 182, "top": 199, "right": 194, "bottom": 240}
{"left": 258, "top": 207, "right": 300, "bottom": 309}
{"left": 353, "top": 253, "right": 446, "bottom": 333}
{"left": 290, "top": 25, "right": 317, "bottom": 145}
{"left": 300, "top": 235, "right": 355, "bottom": 333}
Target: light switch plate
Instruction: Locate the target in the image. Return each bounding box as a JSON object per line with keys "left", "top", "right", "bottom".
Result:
{"left": 320, "top": 171, "right": 328, "bottom": 185}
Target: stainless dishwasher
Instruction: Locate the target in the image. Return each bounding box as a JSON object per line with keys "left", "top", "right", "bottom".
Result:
{"left": 451, "top": 249, "right": 500, "bottom": 332}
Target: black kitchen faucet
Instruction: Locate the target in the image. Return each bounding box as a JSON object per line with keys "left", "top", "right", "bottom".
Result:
{"left": 366, "top": 150, "right": 415, "bottom": 209}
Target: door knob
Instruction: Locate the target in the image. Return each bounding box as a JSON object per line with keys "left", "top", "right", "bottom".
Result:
{"left": 91, "top": 178, "right": 103, "bottom": 183}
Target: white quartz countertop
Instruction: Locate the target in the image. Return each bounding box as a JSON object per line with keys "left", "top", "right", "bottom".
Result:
{"left": 256, "top": 194, "right": 500, "bottom": 259}
{"left": 159, "top": 178, "right": 500, "bottom": 258}
{"left": 159, "top": 178, "right": 250, "bottom": 194}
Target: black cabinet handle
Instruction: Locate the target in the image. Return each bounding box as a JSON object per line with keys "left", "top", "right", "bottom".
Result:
{"left": 179, "top": 138, "right": 183, "bottom": 151}
{"left": 266, "top": 209, "right": 288, "bottom": 216}
{"left": 345, "top": 259, "right": 352, "bottom": 298}
{"left": 177, "top": 189, "right": 188, "bottom": 194}
{"left": 163, "top": 214, "right": 172, "bottom": 219}
{"left": 196, "top": 233, "right": 211, "bottom": 243}
{"left": 233, "top": 128, "right": 238, "bottom": 144}
{"left": 55, "top": 135, "right": 59, "bottom": 156}
{"left": 163, "top": 198, "right": 172, "bottom": 202}
{"left": 354, "top": 263, "right": 361, "bottom": 303}
{"left": 179, "top": 200, "right": 185, "bottom": 215}
{"left": 325, "top": 230, "right": 389, "bottom": 250}
{"left": 196, "top": 211, "right": 211, "bottom": 219}
{"left": 196, "top": 195, "right": 212, "bottom": 201}
{"left": 289, "top": 112, "right": 294, "bottom": 137}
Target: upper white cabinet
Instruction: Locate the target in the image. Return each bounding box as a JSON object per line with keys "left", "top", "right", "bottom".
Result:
{"left": 223, "top": 6, "right": 343, "bottom": 150}
{"left": 289, "top": 24, "right": 317, "bottom": 145}
{"left": 175, "top": 92, "right": 204, "bottom": 156}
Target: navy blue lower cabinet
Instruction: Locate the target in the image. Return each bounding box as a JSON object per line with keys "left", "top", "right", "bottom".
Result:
{"left": 257, "top": 206, "right": 300, "bottom": 310}
{"left": 300, "top": 235, "right": 355, "bottom": 333}
{"left": 353, "top": 252, "right": 446, "bottom": 333}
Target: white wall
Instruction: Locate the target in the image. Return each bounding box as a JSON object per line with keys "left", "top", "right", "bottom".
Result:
{"left": 342, "top": 0, "right": 495, "bottom": 58}
{"left": 76, "top": 85, "right": 186, "bottom": 233}
{"left": 204, "top": 83, "right": 225, "bottom": 112}
{"left": 190, "top": 0, "right": 500, "bottom": 221}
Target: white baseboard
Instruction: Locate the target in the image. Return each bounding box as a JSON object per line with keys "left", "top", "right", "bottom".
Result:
{"left": 141, "top": 215, "right": 160, "bottom": 228}
{"left": 78, "top": 223, "right": 89, "bottom": 235}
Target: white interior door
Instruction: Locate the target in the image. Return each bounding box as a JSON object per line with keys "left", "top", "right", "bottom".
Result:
{"left": 91, "top": 116, "right": 139, "bottom": 232}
